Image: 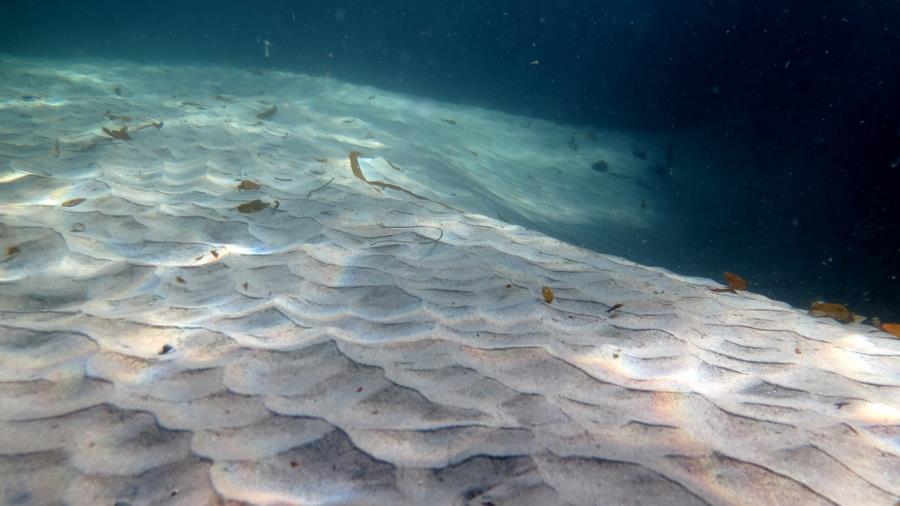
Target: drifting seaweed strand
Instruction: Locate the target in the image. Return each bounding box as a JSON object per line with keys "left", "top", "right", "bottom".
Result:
{"left": 306, "top": 177, "right": 335, "bottom": 199}
{"left": 132, "top": 121, "right": 163, "bottom": 132}
{"left": 370, "top": 222, "right": 444, "bottom": 246}
{"left": 347, "top": 151, "right": 461, "bottom": 212}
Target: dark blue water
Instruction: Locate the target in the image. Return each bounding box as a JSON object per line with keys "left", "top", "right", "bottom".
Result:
{"left": 3, "top": 0, "right": 899, "bottom": 322}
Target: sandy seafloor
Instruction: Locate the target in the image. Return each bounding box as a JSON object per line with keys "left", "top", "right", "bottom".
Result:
{"left": 0, "top": 55, "right": 898, "bottom": 505}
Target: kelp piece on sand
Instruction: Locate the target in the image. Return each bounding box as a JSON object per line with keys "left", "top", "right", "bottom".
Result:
{"left": 61, "top": 198, "right": 86, "bottom": 208}
{"left": 542, "top": 286, "right": 554, "bottom": 303}
{"left": 347, "top": 152, "right": 460, "bottom": 212}
{"left": 102, "top": 126, "right": 132, "bottom": 141}
{"left": 710, "top": 271, "right": 747, "bottom": 294}
{"left": 882, "top": 323, "right": 900, "bottom": 338}
{"left": 810, "top": 302, "right": 857, "bottom": 324}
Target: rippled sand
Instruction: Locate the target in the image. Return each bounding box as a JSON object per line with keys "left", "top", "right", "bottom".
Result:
{"left": 1, "top": 56, "right": 898, "bottom": 505}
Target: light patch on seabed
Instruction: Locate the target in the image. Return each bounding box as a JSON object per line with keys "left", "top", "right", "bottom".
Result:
{"left": 0, "top": 55, "right": 898, "bottom": 505}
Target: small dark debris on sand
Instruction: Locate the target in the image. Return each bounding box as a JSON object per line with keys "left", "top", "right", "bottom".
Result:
{"left": 236, "top": 199, "right": 271, "bottom": 213}
{"left": 102, "top": 126, "right": 131, "bottom": 141}
{"left": 237, "top": 180, "right": 260, "bottom": 191}
{"left": 591, "top": 160, "right": 609, "bottom": 173}
{"left": 256, "top": 105, "right": 278, "bottom": 120}
{"left": 159, "top": 344, "right": 174, "bottom": 355}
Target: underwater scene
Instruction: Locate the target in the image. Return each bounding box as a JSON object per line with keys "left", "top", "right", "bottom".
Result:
{"left": 0, "top": 1, "right": 898, "bottom": 505}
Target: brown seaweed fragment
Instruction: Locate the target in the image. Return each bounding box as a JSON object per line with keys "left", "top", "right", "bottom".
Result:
{"left": 237, "top": 180, "right": 260, "bottom": 191}
{"left": 61, "top": 198, "right": 86, "bottom": 207}
{"left": 606, "top": 303, "right": 623, "bottom": 313}
{"left": 132, "top": 121, "right": 163, "bottom": 132}
{"left": 542, "top": 286, "right": 554, "bottom": 304}
{"left": 348, "top": 151, "right": 371, "bottom": 184}
{"left": 102, "top": 126, "right": 131, "bottom": 141}
{"left": 348, "top": 151, "right": 462, "bottom": 211}
{"left": 810, "top": 302, "right": 855, "bottom": 324}
{"left": 710, "top": 272, "right": 747, "bottom": 294}
{"left": 175, "top": 276, "right": 186, "bottom": 284}
{"left": 6, "top": 245, "right": 20, "bottom": 256}
{"left": 256, "top": 105, "right": 278, "bottom": 120}
{"left": 236, "top": 199, "right": 270, "bottom": 213}
{"left": 882, "top": 323, "right": 900, "bottom": 338}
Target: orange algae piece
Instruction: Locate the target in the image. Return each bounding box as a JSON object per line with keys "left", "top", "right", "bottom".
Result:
{"left": 61, "top": 198, "right": 86, "bottom": 207}
{"left": 237, "top": 180, "right": 260, "bottom": 190}
{"left": 810, "top": 302, "right": 854, "bottom": 323}
{"left": 710, "top": 271, "right": 747, "bottom": 293}
{"left": 256, "top": 105, "right": 277, "bottom": 120}
{"left": 542, "top": 286, "right": 554, "bottom": 304}
{"left": 724, "top": 272, "right": 747, "bottom": 290}
{"left": 881, "top": 323, "right": 900, "bottom": 338}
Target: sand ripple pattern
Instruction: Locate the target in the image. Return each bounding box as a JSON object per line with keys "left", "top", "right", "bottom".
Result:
{"left": 1, "top": 56, "right": 899, "bottom": 505}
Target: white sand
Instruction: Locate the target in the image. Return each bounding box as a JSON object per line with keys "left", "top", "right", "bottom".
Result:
{"left": 0, "top": 55, "right": 898, "bottom": 505}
